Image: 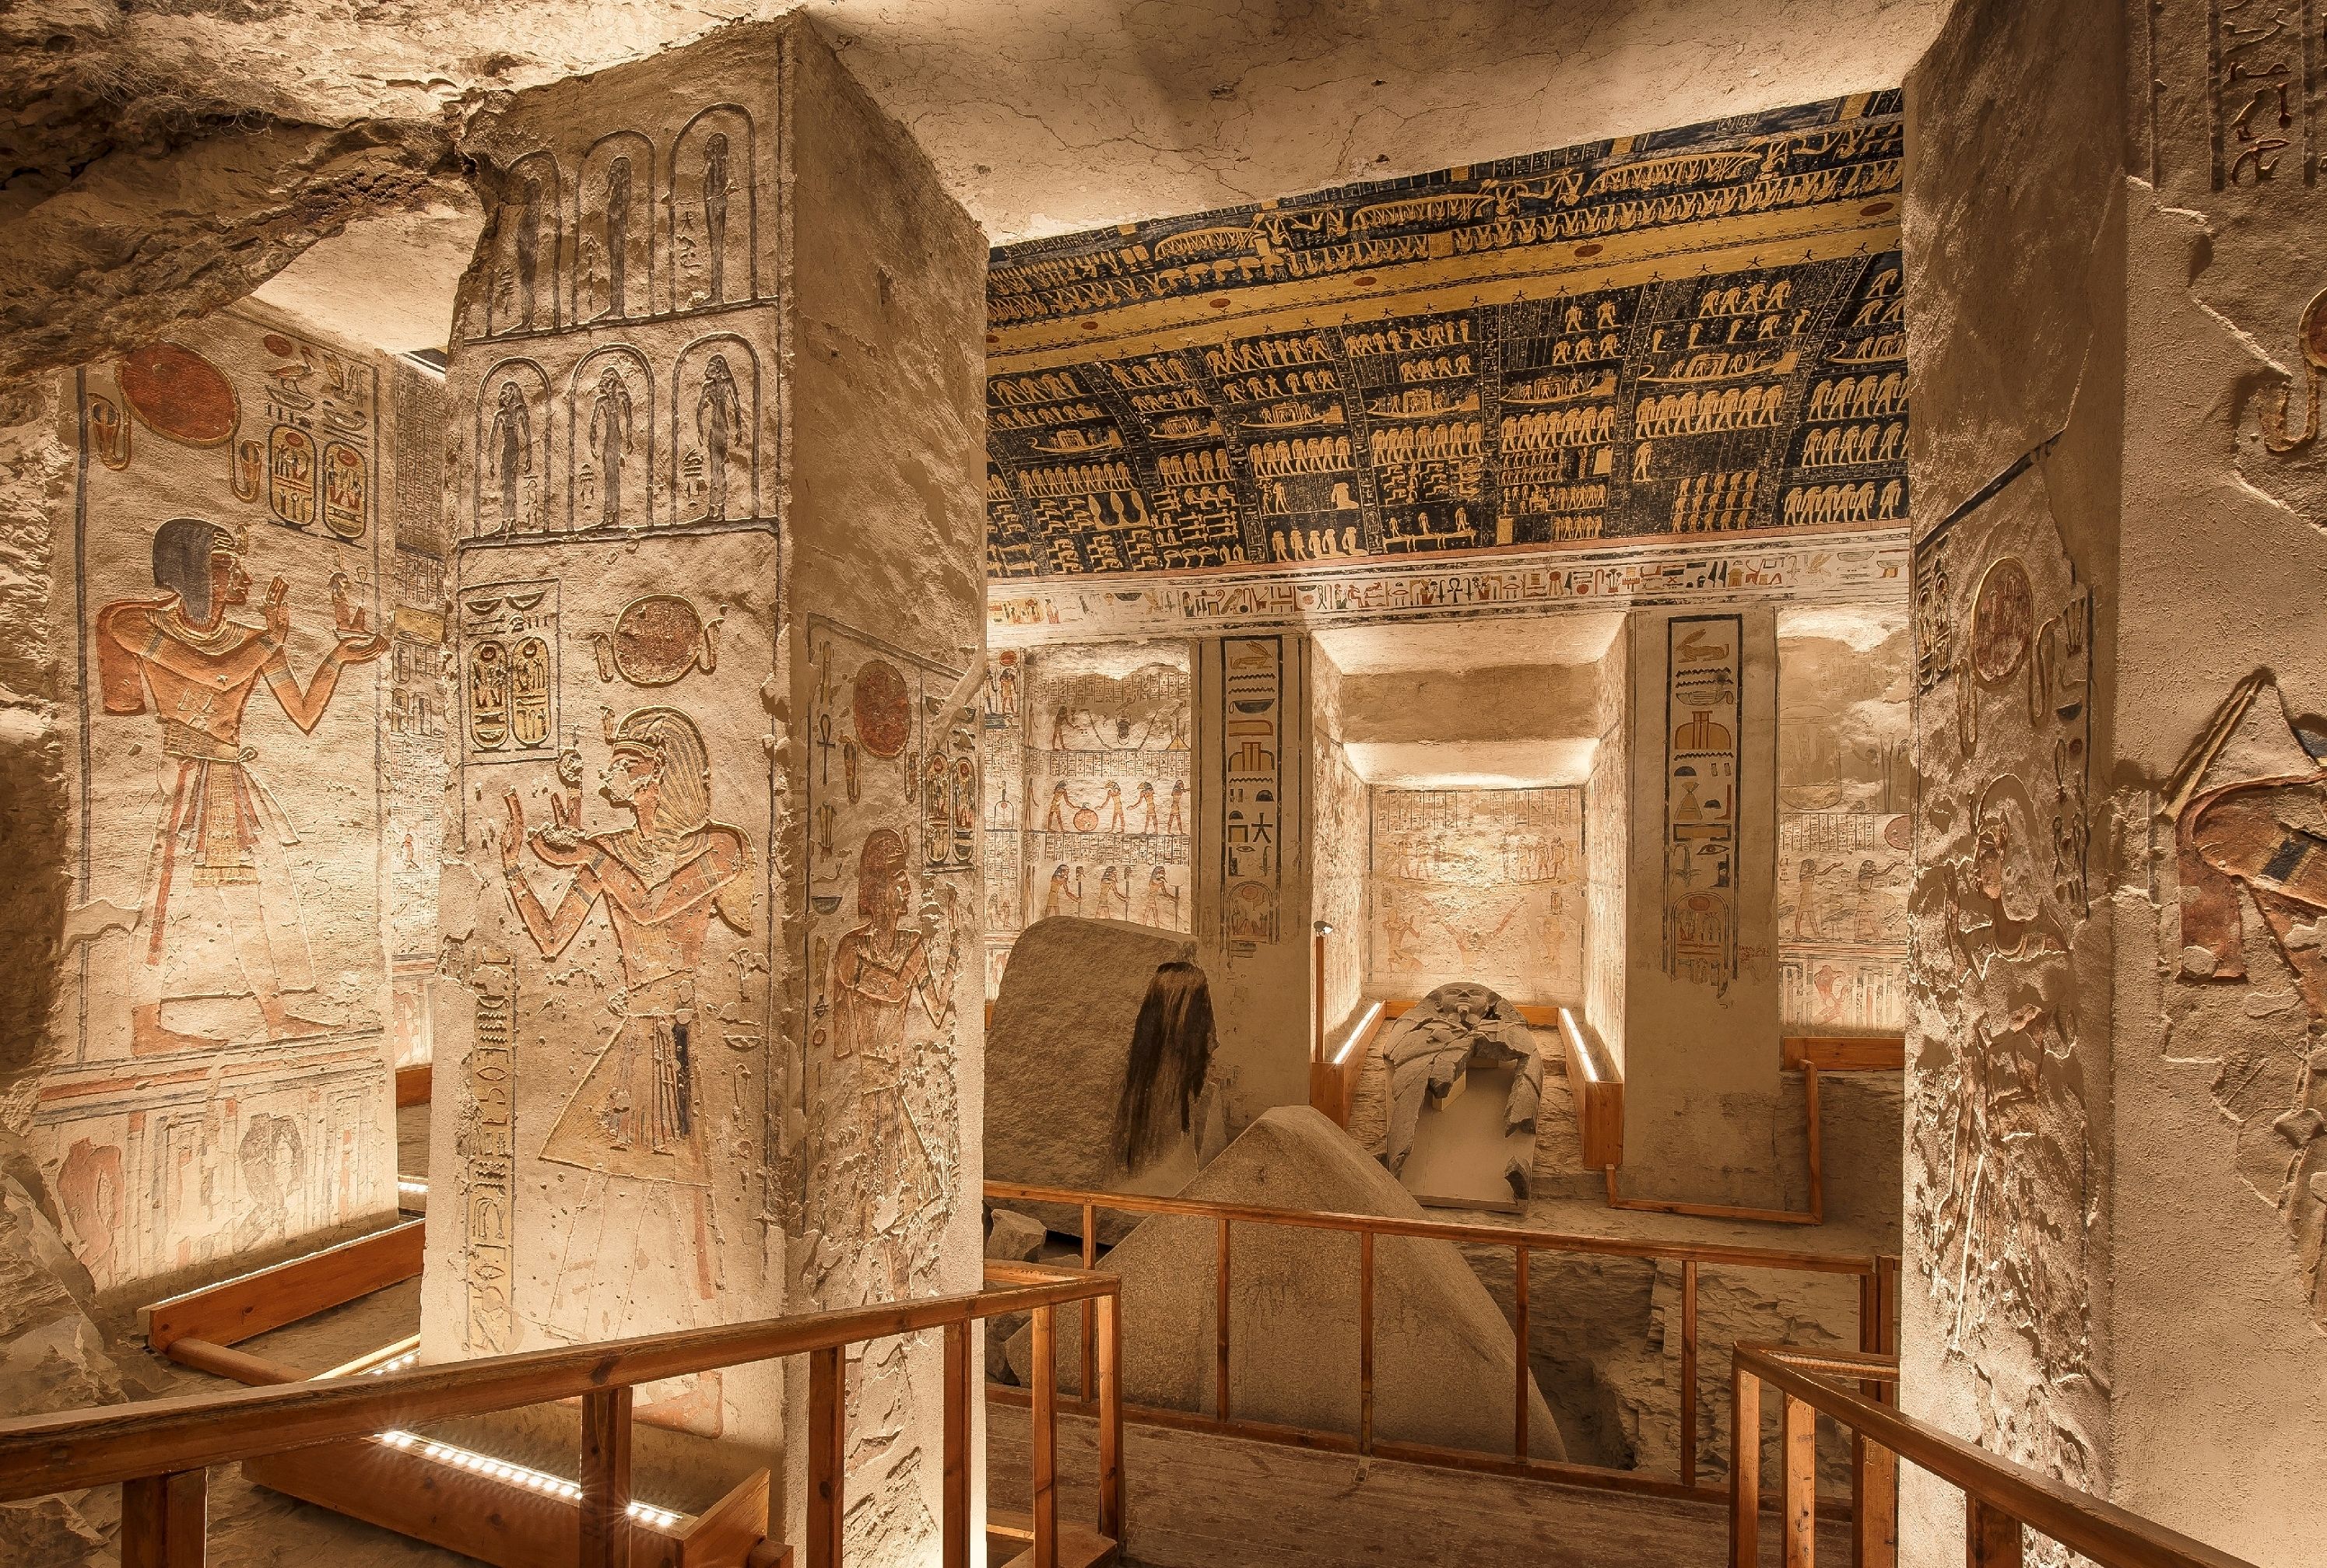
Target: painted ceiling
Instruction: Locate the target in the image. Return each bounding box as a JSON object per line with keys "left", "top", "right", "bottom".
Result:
{"left": 984, "top": 92, "right": 1905, "bottom": 583}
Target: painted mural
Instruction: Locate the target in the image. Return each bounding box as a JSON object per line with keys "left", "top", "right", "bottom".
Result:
{"left": 2165, "top": 672, "right": 2327, "bottom": 1328}
{"left": 1775, "top": 608, "right": 1909, "bottom": 1033}
{"left": 798, "top": 616, "right": 972, "bottom": 1310}
{"left": 1907, "top": 462, "right": 2100, "bottom": 1492}
{"left": 433, "top": 84, "right": 788, "bottom": 1460}
{"left": 1662, "top": 613, "right": 1743, "bottom": 991}
{"left": 1219, "top": 636, "right": 1286, "bottom": 953}
{"left": 1367, "top": 788, "right": 1584, "bottom": 1005}
{"left": 388, "top": 356, "right": 451, "bottom": 1066}
{"left": 985, "top": 93, "right": 1905, "bottom": 581}
{"left": 984, "top": 526, "right": 1908, "bottom": 645}
{"left": 981, "top": 643, "right": 1193, "bottom": 995}
{"left": 44, "top": 307, "right": 398, "bottom": 1294}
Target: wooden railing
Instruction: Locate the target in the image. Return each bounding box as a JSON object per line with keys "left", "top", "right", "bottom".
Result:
{"left": 985, "top": 1179, "right": 1897, "bottom": 1503}
{"left": 0, "top": 1262, "right": 1123, "bottom": 1568}
{"left": 1730, "top": 1343, "right": 2259, "bottom": 1568}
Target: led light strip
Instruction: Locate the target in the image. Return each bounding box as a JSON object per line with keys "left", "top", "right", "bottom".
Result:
{"left": 397, "top": 1178, "right": 428, "bottom": 1198}
{"left": 374, "top": 1430, "right": 686, "bottom": 1531}
{"left": 362, "top": 1351, "right": 419, "bottom": 1377}
{"left": 1332, "top": 1000, "right": 1385, "bottom": 1066}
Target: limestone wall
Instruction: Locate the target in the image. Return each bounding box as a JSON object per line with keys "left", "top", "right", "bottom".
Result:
{"left": 1194, "top": 634, "right": 1312, "bottom": 1129}
{"left": 1309, "top": 646, "right": 1368, "bottom": 1033}
{"left": 1584, "top": 631, "right": 1629, "bottom": 1068}
{"left": 30, "top": 302, "right": 405, "bottom": 1300}
{"left": 418, "top": 26, "right": 988, "bottom": 1566}
{"left": 385, "top": 359, "right": 452, "bottom": 1066}
{"left": 1367, "top": 787, "right": 1584, "bottom": 1005}
{"left": 1774, "top": 606, "right": 1908, "bottom": 1034}
{"left": 1622, "top": 606, "right": 1784, "bottom": 1204}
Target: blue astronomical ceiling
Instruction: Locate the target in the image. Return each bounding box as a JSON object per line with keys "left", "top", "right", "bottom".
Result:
{"left": 984, "top": 93, "right": 1905, "bottom": 580}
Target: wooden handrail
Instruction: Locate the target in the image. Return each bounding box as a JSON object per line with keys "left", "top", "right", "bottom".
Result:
{"left": 988, "top": 1178, "right": 1897, "bottom": 1506}
{"left": 0, "top": 1265, "right": 1125, "bottom": 1568}
{"left": 983, "top": 1178, "right": 1880, "bottom": 1275}
{"left": 1731, "top": 1344, "right": 2259, "bottom": 1568}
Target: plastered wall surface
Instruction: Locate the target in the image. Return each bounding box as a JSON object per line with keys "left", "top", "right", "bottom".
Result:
{"left": 386, "top": 360, "right": 453, "bottom": 1066}
{"left": 1585, "top": 632, "right": 1631, "bottom": 1068}
{"left": 418, "top": 19, "right": 988, "bottom": 1562}
{"left": 1194, "top": 634, "right": 1311, "bottom": 1130}
{"left": 1623, "top": 605, "right": 1783, "bottom": 1204}
{"left": 1310, "top": 647, "right": 1367, "bottom": 1033}
{"left": 1775, "top": 607, "right": 1909, "bottom": 1033}
{"left": 33, "top": 303, "right": 402, "bottom": 1301}
{"left": 984, "top": 641, "right": 1193, "bottom": 997}
{"left": 1367, "top": 788, "right": 1585, "bottom": 1005}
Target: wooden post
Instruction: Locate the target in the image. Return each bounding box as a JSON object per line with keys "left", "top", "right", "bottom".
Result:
{"left": 580, "top": 1385, "right": 634, "bottom": 1568}
{"left": 1097, "top": 1291, "right": 1124, "bottom": 1544}
{"left": 1853, "top": 1436, "right": 1898, "bottom": 1568}
{"left": 1358, "top": 1229, "right": 1376, "bottom": 1455}
{"left": 1312, "top": 928, "right": 1327, "bottom": 1065}
{"left": 808, "top": 1346, "right": 844, "bottom": 1568}
{"left": 1081, "top": 1200, "right": 1098, "bottom": 1403}
{"left": 121, "top": 1469, "right": 206, "bottom": 1568}
{"left": 1512, "top": 1245, "right": 1530, "bottom": 1460}
{"left": 1803, "top": 1063, "right": 1823, "bottom": 1222}
{"left": 1680, "top": 1259, "right": 1699, "bottom": 1487}
{"left": 1966, "top": 1496, "right": 2023, "bottom": 1568}
{"left": 943, "top": 1319, "right": 971, "bottom": 1568}
{"left": 1729, "top": 1365, "right": 1759, "bottom": 1568}
{"left": 1783, "top": 1391, "right": 1817, "bottom": 1568}
{"left": 1030, "top": 1305, "right": 1059, "bottom": 1568}
{"left": 1215, "top": 1216, "right": 1232, "bottom": 1422}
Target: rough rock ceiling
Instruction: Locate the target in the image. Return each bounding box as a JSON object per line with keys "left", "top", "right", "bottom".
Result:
{"left": 4, "top": 1, "right": 1942, "bottom": 378}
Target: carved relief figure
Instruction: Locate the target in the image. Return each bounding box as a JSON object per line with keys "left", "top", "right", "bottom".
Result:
{"left": 603, "top": 156, "right": 634, "bottom": 318}
{"left": 828, "top": 828, "right": 959, "bottom": 1291}
{"left": 515, "top": 177, "right": 544, "bottom": 329}
{"left": 490, "top": 381, "right": 532, "bottom": 533}
{"left": 498, "top": 706, "right": 754, "bottom": 1433}
{"left": 702, "top": 134, "right": 732, "bottom": 303}
{"left": 97, "top": 517, "right": 388, "bottom": 1054}
{"left": 695, "top": 354, "right": 741, "bottom": 521}
{"left": 588, "top": 367, "right": 633, "bottom": 528}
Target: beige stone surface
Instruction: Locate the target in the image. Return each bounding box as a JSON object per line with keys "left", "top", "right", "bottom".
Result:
{"left": 1009, "top": 1106, "right": 1561, "bottom": 1457}
{"left": 984, "top": 914, "right": 1199, "bottom": 1237}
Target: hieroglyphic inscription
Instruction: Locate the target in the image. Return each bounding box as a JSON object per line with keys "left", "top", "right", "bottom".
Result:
{"left": 987, "top": 525, "right": 1908, "bottom": 644}
{"left": 1220, "top": 637, "right": 1283, "bottom": 952}
{"left": 463, "top": 947, "right": 517, "bottom": 1354}
{"left": 2207, "top": 0, "right": 2318, "bottom": 188}
{"left": 460, "top": 579, "right": 560, "bottom": 763}
{"left": 1662, "top": 615, "right": 1743, "bottom": 990}
{"left": 985, "top": 96, "right": 1908, "bottom": 580}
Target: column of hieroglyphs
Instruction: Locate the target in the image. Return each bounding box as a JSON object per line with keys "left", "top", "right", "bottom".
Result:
{"left": 422, "top": 15, "right": 987, "bottom": 1556}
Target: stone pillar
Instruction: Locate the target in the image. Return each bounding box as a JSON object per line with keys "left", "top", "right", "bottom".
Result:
{"left": 1193, "top": 633, "right": 1313, "bottom": 1129}
{"left": 1621, "top": 605, "right": 1783, "bottom": 1202}
{"left": 422, "top": 16, "right": 986, "bottom": 1559}
{"left": 1904, "top": 0, "right": 2327, "bottom": 1560}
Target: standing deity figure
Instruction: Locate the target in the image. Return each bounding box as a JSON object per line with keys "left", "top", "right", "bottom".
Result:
{"left": 695, "top": 354, "right": 742, "bottom": 521}
{"left": 588, "top": 367, "right": 634, "bottom": 529}
{"left": 97, "top": 518, "right": 389, "bottom": 1054}
{"left": 603, "top": 156, "right": 633, "bottom": 317}
{"left": 489, "top": 381, "right": 531, "bottom": 534}
{"left": 702, "top": 133, "right": 732, "bottom": 303}
{"left": 514, "top": 176, "right": 544, "bottom": 329}
{"left": 826, "top": 827, "right": 959, "bottom": 1288}
{"left": 500, "top": 707, "right": 753, "bottom": 1426}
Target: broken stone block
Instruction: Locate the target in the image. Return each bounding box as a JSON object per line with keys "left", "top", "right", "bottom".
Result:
{"left": 984, "top": 1208, "right": 1048, "bottom": 1263}
{"left": 1008, "top": 1106, "right": 1561, "bottom": 1456}
{"left": 985, "top": 916, "right": 1202, "bottom": 1240}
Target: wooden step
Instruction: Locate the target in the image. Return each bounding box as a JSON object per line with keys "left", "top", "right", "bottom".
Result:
{"left": 985, "top": 1507, "right": 1119, "bottom": 1568}
{"left": 244, "top": 1431, "right": 767, "bottom": 1568}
